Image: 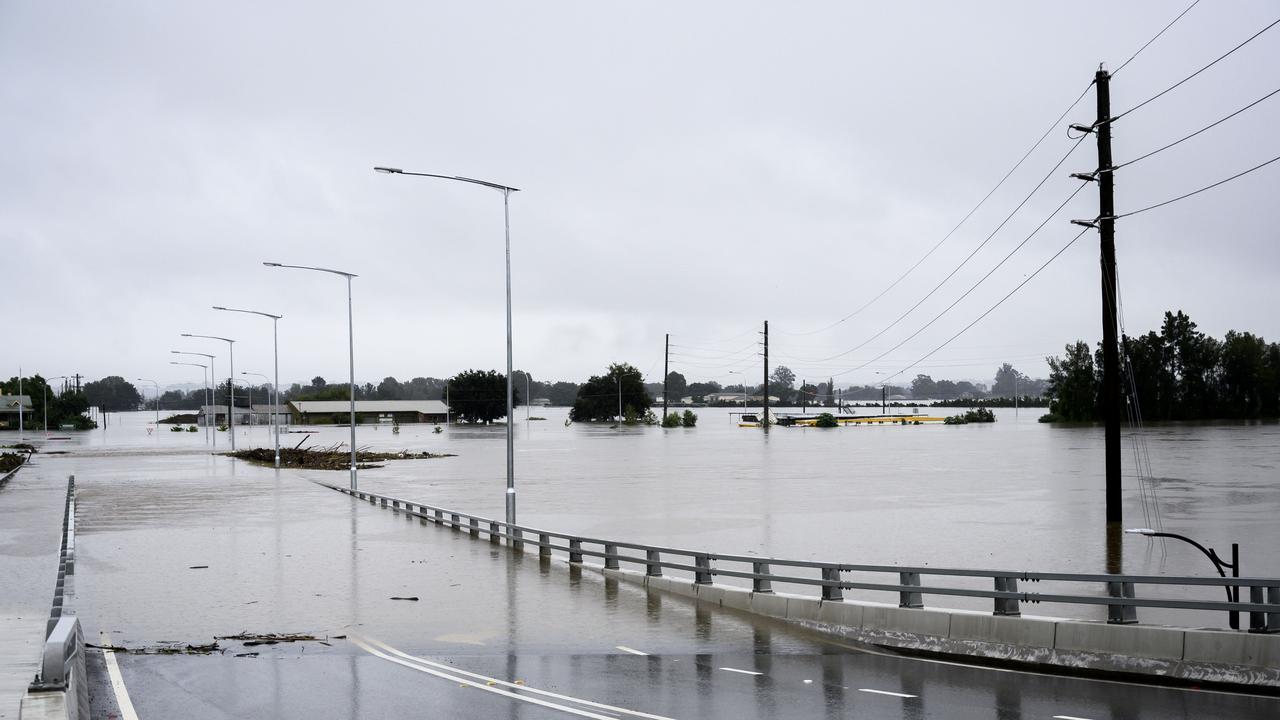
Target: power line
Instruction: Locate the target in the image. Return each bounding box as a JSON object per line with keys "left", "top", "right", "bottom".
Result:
{"left": 1113, "top": 0, "right": 1203, "bottom": 76}
{"left": 823, "top": 182, "right": 1088, "bottom": 380}
{"left": 873, "top": 226, "right": 1092, "bottom": 386}
{"left": 1115, "top": 151, "right": 1280, "bottom": 219}
{"left": 788, "top": 134, "right": 1089, "bottom": 365}
{"left": 1114, "top": 15, "right": 1280, "bottom": 122}
{"left": 1114, "top": 85, "right": 1280, "bottom": 170}
{"left": 779, "top": 82, "right": 1096, "bottom": 338}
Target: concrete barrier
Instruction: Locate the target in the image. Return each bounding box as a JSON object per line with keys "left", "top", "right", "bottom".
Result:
{"left": 594, "top": 563, "right": 1280, "bottom": 688}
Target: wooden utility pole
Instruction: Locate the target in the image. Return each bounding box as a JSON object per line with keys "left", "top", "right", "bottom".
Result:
{"left": 662, "top": 333, "right": 669, "bottom": 419}
{"left": 762, "top": 321, "right": 769, "bottom": 430}
{"left": 1096, "top": 69, "right": 1122, "bottom": 525}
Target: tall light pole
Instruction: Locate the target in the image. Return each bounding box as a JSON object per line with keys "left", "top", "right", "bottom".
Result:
{"left": 45, "top": 376, "right": 68, "bottom": 435}
{"left": 137, "top": 378, "right": 160, "bottom": 426}
{"left": 242, "top": 372, "right": 271, "bottom": 437}
{"left": 264, "top": 262, "right": 358, "bottom": 489}
{"left": 181, "top": 334, "right": 236, "bottom": 449}
{"left": 170, "top": 361, "right": 209, "bottom": 444}
{"left": 215, "top": 306, "right": 283, "bottom": 468}
{"left": 374, "top": 165, "right": 520, "bottom": 527}
{"left": 172, "top": 351, "right": 216, "bottom": 446}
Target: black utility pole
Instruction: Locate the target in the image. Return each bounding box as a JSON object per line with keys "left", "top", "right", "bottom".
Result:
{"left": 762, "top": 320, "right": 769, "bottom": 430}
{"left": 801, "top": 379, "right": 807, "bottom": 413}
{"left": 1096, "top": 69, "right": 1122, "bottom": 525}
{"left": 662, "top": 333, "right": 669, "bottom": 419}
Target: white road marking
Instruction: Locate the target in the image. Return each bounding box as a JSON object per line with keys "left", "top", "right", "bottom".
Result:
{"left": 100, "top": 632, "right": 140, "bottom": 720}
{"left": 858, "top": 688, "right": 917, "bottom": 698}
{"left": 352, "top": 633, "right": 677, "bottom": 720}
{"left": 615, "top": 646, "right": 650, "bottom": 656}
{"left": 718, "top": 667, "right": 763, "bottom": 676}
{"left": 1053, "top": 716, "right": 1095, "bottom": 720}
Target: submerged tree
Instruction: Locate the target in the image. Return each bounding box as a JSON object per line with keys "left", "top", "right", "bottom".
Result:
{"left": 446, "top": 369, "right": 518, "bottom": 423}
{"left": 571, "top": 363, "right": 652, "bottom": 422}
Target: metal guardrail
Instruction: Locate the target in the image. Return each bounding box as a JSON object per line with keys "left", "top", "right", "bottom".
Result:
{"left": 24, "top": 476, "right": 89, "bottom": 719}
{"left": 321, "top": 482, "right": 1280, "bottom": 631}
{"left": 47, "top": 475, "right": 76, "bottom": 638}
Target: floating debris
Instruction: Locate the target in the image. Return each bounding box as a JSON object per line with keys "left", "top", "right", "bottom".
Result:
{"left": 389, "top": 596, "right": 420, "bottom": 601}
{"left": 227, "top": 444, "right": 454, "bottom": 470}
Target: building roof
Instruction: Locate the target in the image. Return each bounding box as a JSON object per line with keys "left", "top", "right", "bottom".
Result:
{"left": 289, "top": 400, "right": 449, "bottom": 414}
{"left": 0, "top": 395, "right": 33, "bottom": 413}
{"left": 250, "top": 404, "right": 289, "bottom": 413}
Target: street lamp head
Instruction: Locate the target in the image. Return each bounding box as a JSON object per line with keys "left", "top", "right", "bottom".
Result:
{"left": 1125, "top": 528, "right": 1157, "bottom": 535}
{"left": 180, "top": 333, "right": 193, "bottom": 337}
{"left": 263, "top": 262, "right": 282, "bottom": 267}
{"left": 373, "top": 166, "right": 402, "bottom": 174}
{"left": 212, "top": 305, "right": 227, "bottom": 311}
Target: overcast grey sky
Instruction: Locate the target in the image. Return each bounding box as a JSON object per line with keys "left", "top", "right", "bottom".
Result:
{"left": 3, "top": 1, "right": 1278, "bottom": 392}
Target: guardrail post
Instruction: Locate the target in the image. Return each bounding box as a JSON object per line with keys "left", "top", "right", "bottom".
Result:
{"left": 993, "top": 576, "right": 1020, "bottom": 616}
{"left": 434, "top": 509, "right": 443, "bottom": 524}
{"left": 752, "top": 562, "right": 772, "bottom": 594}
{"left": 380, "top": 497, "right": 388, "bottom": 507}
{"left": 489, "top": 522, "right": 501, "bottom": 544}
{"left": 1248, "top": 586, "right": 1280, "bottom": 634}
{"left": 899, "top": 572, "right": 923, "bottom": 608}
{"left": 450, "top": 513, "right": 460, "bottom": 529}
{"left": 569, "top": 539, "right": 583, "bottom": 564}
{"left": 391, "top": 500, "right": 400, "bottom": 510}
{"left": 539, "top": 533, "right": 552, "bottom": 558}
{"left": 647, "top": 550, "right": 663, "bottom": 577}
{"left": 604, "top": 544, "right": 619, "bottom": 570}
{"left": 694, "top": 554, "right": 713, "bottom": 584}
{"left": 1107, "top": 580, "right": 1138, "bottom": 624}
{"left": 821, "top": 567, "right": 843, "bottom": 601}
{"left": 468, "top": 518, "right": 479, "bottom": 537}
{"left": 510, "top": 528, "right": 523, "bottom": 550}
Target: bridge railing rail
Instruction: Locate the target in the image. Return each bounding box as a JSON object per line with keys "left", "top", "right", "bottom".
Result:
{"left": 322, "top": 483, "right": 1280, "bottom": 631}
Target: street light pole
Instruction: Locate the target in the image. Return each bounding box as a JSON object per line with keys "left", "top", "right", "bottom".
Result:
{"left": 137, "top": 379, "right": 160, "bottom": 426}
{"left": 172, "top": 351, "right": 216, "bottom": 446}
{"left": 264, "top": 262, "right": 358, "bottom": 489}
{"left": 182, "top": 334, "right": 236, "bottom": 450}
{"left": 374, "top": 165, "right": 521, "bottom": 528}
{"left": 1126, "top": 528, "right": 1241, "bottom": 630}
{"left": 170, "top": 361, "right": 209, "bottom": 443}
{"left": 242, "top": 372, "right": 272, "bottom": 438}
{"left": 214, "top": 306, "right": 283, "bottom": 468}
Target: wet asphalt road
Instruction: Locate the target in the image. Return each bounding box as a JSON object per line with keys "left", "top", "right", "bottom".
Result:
{"left": 19, "top": 449, "right": 1272, "bottom": 719}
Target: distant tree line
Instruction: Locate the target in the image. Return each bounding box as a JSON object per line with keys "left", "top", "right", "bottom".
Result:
{"left": 1044, "top": 310, "right": 1280, "bottom": 422}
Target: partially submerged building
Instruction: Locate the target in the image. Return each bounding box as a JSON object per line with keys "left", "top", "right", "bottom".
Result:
{"left": 0, "top": 395, "right": 32, "bottom": 429}
{"left": 287, "top": 400, "right": 449, "bottom": 425}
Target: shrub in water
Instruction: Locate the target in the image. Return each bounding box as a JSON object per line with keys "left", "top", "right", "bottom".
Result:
{"left": 814, "top": 412, "right": 839, "bottom": 428}
{"left": 682, "top": 410, "right": 698, "bottom": 427}
{"left": 662, "top": 412, "right": 682, "bottom": 428}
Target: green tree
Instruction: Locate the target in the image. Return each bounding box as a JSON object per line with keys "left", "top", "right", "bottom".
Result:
{"left": 769, "top": 365, "right": 795, "bottom": 404}
{"left": 445, "top": 369, "right": 518, "bottom": 423}
{"left": 376, "top": 376, "right": 403, "bottom": 400}
{"left": 664, "top": 371, "right": 688, "bottom": 402}
{"left": 83, "top": 376, "right": 142, "bottom": 412}
{"left": 571, "top": 363, "right": 652, "bottom": 422}
{"left": 910, "top": 374, "right": 937, "bottom": 399}
{"left": 991, "top": 363, "right": 1027, "bottom": 398}
{"left": 1046, "top": 341, "right": 1099, "bottom": 421}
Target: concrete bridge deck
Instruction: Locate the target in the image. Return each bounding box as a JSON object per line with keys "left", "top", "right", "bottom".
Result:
{"left": 26, "top": 450, "right": 1276, "bottom": 718}
{"left": 0, "top": 464, "right": 66, "bottom": 720}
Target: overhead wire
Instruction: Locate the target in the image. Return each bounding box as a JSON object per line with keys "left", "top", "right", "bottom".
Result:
{"left": 872, "top": 225, "right": 1093, "bottom": 387}
{"left": 781, "top": 134, "right": 1090, "bottom": 365}
{"left": 820, "top": 182, "right": 1089, "bottom": 380}
{"left": 1114, "top": 152, "right": 1280, "bottom": 219}
{"left": 1112, "top": 0, "right": 1203, "bottom": 76}
{"left": 1114, "top": 85, "right": 1280, "bottom": 170}
{"left": 1113, "top": 15, "right": 1280, "bottom": 122}
{"left": 777, "top": 81, "right": 1097, "bottom": 337}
